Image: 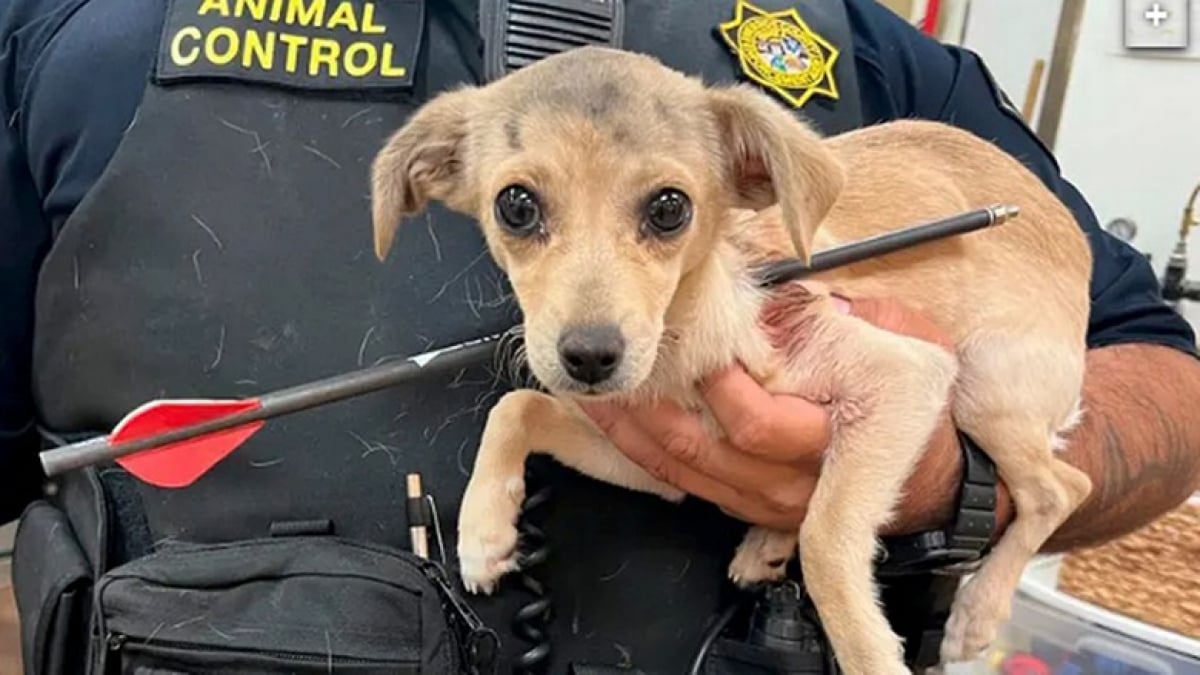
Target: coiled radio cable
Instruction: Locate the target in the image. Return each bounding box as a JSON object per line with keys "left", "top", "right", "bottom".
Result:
{"left": 512, "top": 463, "right": 553, "bottom": 674}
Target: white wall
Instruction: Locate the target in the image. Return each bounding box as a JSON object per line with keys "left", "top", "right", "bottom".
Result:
{"left": 961, "top": 0, "right": 1064, "bottom": 124}
{"left": 965, "top": 0, "right": 1200, "bottom": 278}
{"left": 1051, "top": 0, "right": 1200, "bottom": 274}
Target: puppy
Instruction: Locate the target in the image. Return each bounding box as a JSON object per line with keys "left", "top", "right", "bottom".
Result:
{"left": 369, "top": 46, "right": 1092, "bottom": 674}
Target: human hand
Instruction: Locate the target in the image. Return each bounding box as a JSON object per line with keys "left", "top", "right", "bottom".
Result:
{"left": 580, "top": 295, "right": 967, "bottom": 535}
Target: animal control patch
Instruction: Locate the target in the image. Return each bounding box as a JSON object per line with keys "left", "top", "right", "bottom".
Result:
{"left": 717, "top": 0, "right": 840, "bottom": 109}
{"left": 155, "top": 0, "right": 423, "bottom": 91}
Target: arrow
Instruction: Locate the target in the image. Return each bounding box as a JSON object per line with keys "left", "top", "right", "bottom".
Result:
{"left": 758, "top": 203, "right": 1019, "bottom": 286}
{"left": 38, "top": 204, "right": 1016, "bottom": 487}
{"left": 39, "top": 334, "right": 504, "bottom": 487}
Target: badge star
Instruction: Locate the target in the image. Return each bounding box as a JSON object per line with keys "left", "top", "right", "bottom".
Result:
{"left": 717, "top": 0, "right": 841, "bottom": 108}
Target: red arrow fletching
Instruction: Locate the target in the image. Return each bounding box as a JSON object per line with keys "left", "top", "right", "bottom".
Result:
{"left": 113, "top": 399, "right": 265, "bottom": 488}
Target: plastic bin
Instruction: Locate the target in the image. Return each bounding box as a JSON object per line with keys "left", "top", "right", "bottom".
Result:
{"left": 945, "top": 555, "right": 1200, "bottom": 675}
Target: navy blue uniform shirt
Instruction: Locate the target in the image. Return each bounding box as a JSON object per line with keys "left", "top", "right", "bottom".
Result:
{"left": 1, "top": 0, "right": 1194, "bottom": 521}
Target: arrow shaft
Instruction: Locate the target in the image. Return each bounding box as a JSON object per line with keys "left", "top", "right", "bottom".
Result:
{"left": 39, "top": 334, "right": 504, "bottom": 476}
{"left": 256, "top": 335, "right": 497, "bottom": 416}
{"left": 757, "top": 204, "right": 1016, "bottom": 286}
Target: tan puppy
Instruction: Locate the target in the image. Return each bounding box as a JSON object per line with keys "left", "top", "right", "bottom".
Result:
{"left": 370, "top": 46, "right": 1092, "bottom": 674}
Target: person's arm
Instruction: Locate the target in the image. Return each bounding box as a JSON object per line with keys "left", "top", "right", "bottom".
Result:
{"left": 1, "top": 4, "right": 56, "bottom": 523}
{"left": 848, "top": 0, "right": 1200, "bottom": 548}
{"left": 1042, "top": 344, "right": 1200, "bottom": 549}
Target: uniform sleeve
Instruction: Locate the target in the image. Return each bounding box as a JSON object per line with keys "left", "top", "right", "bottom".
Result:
{"left": 845, "top": 0, "right": 1197, "bottom": 356}
{"left": 1, "top": 1, "right": 59, "bottom": 521}
{"left": 2, "top": 0, "right": 162, "bottom": 522}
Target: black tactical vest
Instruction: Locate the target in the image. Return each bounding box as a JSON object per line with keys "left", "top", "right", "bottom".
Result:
{"left": 26, "top": 1, "right": 875, "bottom": 671}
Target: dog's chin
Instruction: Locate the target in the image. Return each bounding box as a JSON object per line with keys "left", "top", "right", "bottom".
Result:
{"left": 556, "top": 382, "right": 626, "bottom": 400}
{"left": 533, "top": 366, "right": 650, "bottom": 401}
{"left": 539, "top": 375, "right": 628, "bottom": 399}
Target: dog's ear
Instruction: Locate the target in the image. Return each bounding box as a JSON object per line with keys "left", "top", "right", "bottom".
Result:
{"left": 371, "top": 86, "right": 479, "bottom": 261}
{"left": 707, "top": 85, "right": 844, "bottom": 263}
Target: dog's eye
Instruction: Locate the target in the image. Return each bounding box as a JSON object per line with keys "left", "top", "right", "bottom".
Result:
{"left": 644, "top": 189, "right": 692, "bottom": 237}
{"left": 494, "top": 185, "right": 543, "bottom": 236}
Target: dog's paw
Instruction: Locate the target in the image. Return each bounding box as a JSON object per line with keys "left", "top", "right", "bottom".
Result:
{"left": 728, "top": 551, "right": 789, "bottom": 587}
{"left": 457, "top": 524, "right": 520, "bottom": 595}
{"left": 728, "top": 562, "right": 788, "bottom": 588}
{"left": 619, "top": 470, "right": 686, "bottom": 503}
{"left": 457, "top": 475, "right": 525, "bottom": 595}
{"left": 939, "top": 579, "right": 1010, "bottom": 663}
{"left": 656, "top": 485, "right": 687, "bottom": 504}
{"left": 728, "top": 528, "right": 796, "bottom": 588}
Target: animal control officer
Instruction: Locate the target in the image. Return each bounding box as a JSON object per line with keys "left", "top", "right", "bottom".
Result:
{"left": 3, "top": 0, "right": 1199, "bottom": 672}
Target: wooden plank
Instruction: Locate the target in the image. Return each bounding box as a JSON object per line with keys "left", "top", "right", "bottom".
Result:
{"left": 0, "top": 581, "right": 21, "bottom": 675}
{"left": 878, "top": 0, "right": 918, "bottom": 20}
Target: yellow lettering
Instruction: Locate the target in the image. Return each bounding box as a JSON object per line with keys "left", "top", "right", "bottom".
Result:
{"left": 361, "top": 3, "right": 385, "bottom": 34}
{"left": 167, "top": 23, "right": 404, "bottom": 79}
{"left": 269, "top": 0, "right": 285, "bottom": 21}
{"left": 285, "top": 0, "right": 325, "bottom": 26}
{"left": 170, "top": 26, "right": 202, "bottom": 66}
{"left": 325, "top": 2, "right": 358, "bottom": 31}
{"left": 379, "top": 43, "right": 407, "bottom": 78}
{"left": 309, "top": 38, "right": 340, "bottom": 76}
{"left": 343, "top": 43, "right": 377, "bottom": 76}
{"left": 197, "top": 0, "right": 231, "bottom": 16}
{"left": 243, "top": 30, "right": 275, "bottom": 69}
{"left": 234, "top": 0, "right": 268, "bottom": 20}
{"left": 279, "top": 33, "right": 308, "bottom": 72}
{"left": 205, "top": 26, "right": 240, "bottom": 64}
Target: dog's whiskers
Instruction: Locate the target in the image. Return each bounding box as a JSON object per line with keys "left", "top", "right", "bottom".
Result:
{"left": 491, "top": 325, "right": 537, "bottom": 389}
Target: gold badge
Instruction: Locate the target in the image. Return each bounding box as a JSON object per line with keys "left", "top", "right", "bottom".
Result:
{"left": 718, "top": 1, "right": 840, "bottom": 108}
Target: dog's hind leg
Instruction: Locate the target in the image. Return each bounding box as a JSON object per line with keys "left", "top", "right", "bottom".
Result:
{"left": 458, "top": 390, "right": 683, "bottom": 594}
{"left": 939, "top": 431, "right": 1091, "bottom": 662}
{"left": 800, "top": 429, "right": 945, "bottom": 673}
{"left": 798, "top": 324, "right": 959, "bottom": 675}
{"left": 940, "top": 338, "right": 1092, "bottom": 663}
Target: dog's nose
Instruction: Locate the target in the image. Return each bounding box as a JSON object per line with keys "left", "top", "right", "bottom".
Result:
{"left": 558, "top": 325, "right": 625, "bottom": 385}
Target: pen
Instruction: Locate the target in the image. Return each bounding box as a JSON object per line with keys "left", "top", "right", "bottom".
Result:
{"left": 406, "top": 473, "right": 430, "bottom": 560}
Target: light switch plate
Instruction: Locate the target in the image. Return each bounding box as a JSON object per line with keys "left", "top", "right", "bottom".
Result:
{"left": 1124, "top": 0, "right": 1190, "bottom": 49}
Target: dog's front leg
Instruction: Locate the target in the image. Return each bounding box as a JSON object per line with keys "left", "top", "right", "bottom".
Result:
{"left": 458, "top": 389, "right": 684, "bottom": 593}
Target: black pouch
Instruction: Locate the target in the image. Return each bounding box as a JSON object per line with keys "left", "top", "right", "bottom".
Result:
{"left": 13, "top": 500, "right": 95, "bottom": 675}
{"left": 91, "top": 536, "right": 497, "bottom": 674}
